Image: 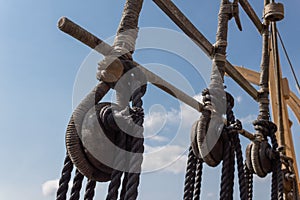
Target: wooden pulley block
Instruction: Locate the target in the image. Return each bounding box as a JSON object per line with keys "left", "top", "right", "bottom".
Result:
{"left": 66, "top": 102, "right": 122, "bottom": 182}
{"left": 191, "top": 111, "right": 224, "bottom": 167}
{"left": 264, "top": 2, "right": 284, "bottom": 22}
{"left": 245, "top": 140, "right": 273, "bottom": 178}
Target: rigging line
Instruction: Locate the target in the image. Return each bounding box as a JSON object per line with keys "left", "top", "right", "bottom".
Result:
{"left": 276, "top": 27, "right": 300, "bottom": 95}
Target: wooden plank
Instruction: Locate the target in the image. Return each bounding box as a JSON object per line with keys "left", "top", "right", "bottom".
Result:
{"left": 282, "top": 78, "right": 290, "bottom": 100}
{"left": 232, "top": 66, "right": 300, "bottom": 123}
{"left": 287, "top": 92, "right": 300, "bottom": 123}
{"left": 153, "top": 0, "right": 259, "bottom": 102}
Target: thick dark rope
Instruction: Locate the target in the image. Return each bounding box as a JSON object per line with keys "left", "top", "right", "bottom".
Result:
{"left": 233, "top": 134, "right": 248, "bottom": 200}
{"left": 270, "top": 131, "right": 284, "bottom": 200}
{"left": 226, "top": 93, "right": 248, "bottom": 200}
{"left": 106, "top": 133, "right": 127, "bottom": 200}
{"left": 69, "top": 169, "right": 84, "bottom": 200}
{"left": 84, "top": 180, "right": 96, "bottom": 200}
{"left": 244, "top": 163, "right": 253, "bottom": 200}
{"left": 120, "top": 173, "right": 129, "bottom": 200}
{"left": 193, "top": 159, "right": 203, "bottom": 200}
{"left": 56, "top": 155, "right": 74, "bottom": 200}
{"left": 124, "top": 84, "right": 145, "bottom": 200}
{"left": 219, "top": 136, "right": 234, "bottom": 200}
{"left": 183, "top": 146, "right": 197, "bottom": 200}
{"left": 228, "top": 141, "right": 235, "bottom": 200}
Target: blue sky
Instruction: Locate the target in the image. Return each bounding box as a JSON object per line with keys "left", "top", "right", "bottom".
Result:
{"left": 0, "top": 0, "right": 299, "bottom": 199}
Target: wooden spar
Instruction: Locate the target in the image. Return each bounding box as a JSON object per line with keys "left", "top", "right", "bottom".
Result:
{"left": 58, "top": 17, "right": 204, "bottom": 112}
{"left": 239, "top": 0, "right": 263, "bottom": 33}
{"left": 152, "top": 0, "right": 259, "bottom": 102}
{"left": 232, "top": 66, "right": 300, "bottom": 123}
{"left": 58, "top": 17, "right": 112, "bottom": 56}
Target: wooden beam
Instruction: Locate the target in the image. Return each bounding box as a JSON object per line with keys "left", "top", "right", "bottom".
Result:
{"left": 232, "top": 66, "right": 300, "bottom": 124}
{"left": 58, "top": 17, "right": 204, "bottom": 113}
{"left": 239, "top": 0, "right": 263, "bottom": 34}
{"left": 153, "top": 0, "right": 259, "bottom": 102}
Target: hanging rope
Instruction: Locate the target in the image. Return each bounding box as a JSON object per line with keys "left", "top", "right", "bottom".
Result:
{"left": 183, "top": 147, "right": 197, "bottom": 200}
{"left": 56, "top": 155, "right": 74, "bottom": 200}
{"left": 105, "top": 132, "right": 127, "bottom": 200}
{"left": 193, "top": 159, "right": 203, "bottom": 200}
{"left": 183, "top": 146, "right": 203, "bottom": 200}
{"left": 84, "top": 180, "right": 96, "bottom": 200}
{"left": 244, "top": 163, "right": 253, "bottom": 200}
{"left": 219, "top": 132, "right": 235, "bottom": 200}
{"left": 69, "top": 169, "right": 84, "bottom": 200}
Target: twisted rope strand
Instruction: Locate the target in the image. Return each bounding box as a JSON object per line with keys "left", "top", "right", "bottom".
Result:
{"left": 244, "top": 164, "right": 253, "bottom": 200}
{"left": 193, "top": 159, "right": 203, "bottom": 200}
{"left": 183, "top": 146, "right": 197, "bottom": 200}
{"left": 124, "top": 85, "right": 145, "bottom": 200}
{"left": 106, "top": 134, "right": 127, "bottom": 200}
{"left": 234, "top": 134, "right": 248, "bottom": 200}
{"left": 84, "top": 180, "right": 96, "bottom": 200}
{"left": 56, "top": 155, "right": 74, "bottom": 200}
{"left": 69, "top": 169, "right": 84, "bottom": 200}
{"left": 220, "top": 139, "right": 234, "bottom": 200}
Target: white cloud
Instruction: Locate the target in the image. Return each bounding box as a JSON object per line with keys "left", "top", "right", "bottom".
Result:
{"left": 239, "top": 114, "right": 256, "bottom": 125}
{"left": 144, "top": 94, "right": 201, "bottom": 136}
{"left": 207, "top": 192, "right": 216, "bottom": 198}
{"left": 144, "top": 108, "right": 179, "bottom": 137}
{"left": 148, "top": 135, "right": 169, "bottom": 142}
{"left": 236, "top": 96, "right": 243, "bottom": 103}
{"left": 42, "top": 179, "right": 59, "bottom": 197}
{"left": 142, "top": 144, "right": 188, "bottom": 174}
{"left": 42, "top": 179, "right": 73, "bottom": 197}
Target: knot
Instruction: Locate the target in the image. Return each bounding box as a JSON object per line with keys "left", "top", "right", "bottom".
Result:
{"left": 226, "top": 119, "right": 242, "bottom": 133}
{"left": 253, "top": 119, "right": 277, "bottom": 138}
{"left": 97, "top": 55, "right": 124, "bottom": 83}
